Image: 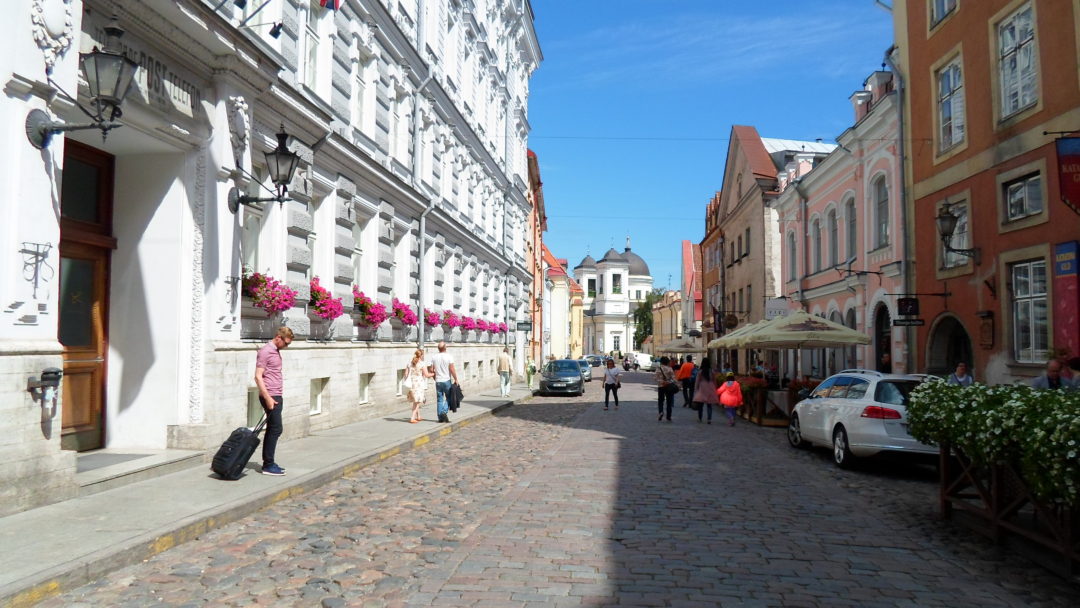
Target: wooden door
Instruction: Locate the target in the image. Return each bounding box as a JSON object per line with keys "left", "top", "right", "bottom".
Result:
{"left": 59, "top": 141, "right": 115, "bottom": 451}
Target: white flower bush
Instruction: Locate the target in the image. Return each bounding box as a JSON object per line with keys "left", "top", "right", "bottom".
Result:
{"left": 908, "top": 381, "right": 1080, "bottom": 506}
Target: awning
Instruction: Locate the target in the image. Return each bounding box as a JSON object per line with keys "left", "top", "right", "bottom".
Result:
{"left": 735, "top": 311, "right": 871, "bottom": 349}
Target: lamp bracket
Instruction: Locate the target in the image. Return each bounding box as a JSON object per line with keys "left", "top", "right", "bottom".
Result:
{"left": 227, "top": 187, "right": 290, "bottom": 214}
{"left": 25, "top": 109, "right": 122, "bottom": 149}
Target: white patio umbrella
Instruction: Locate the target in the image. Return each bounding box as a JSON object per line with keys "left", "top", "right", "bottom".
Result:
{"left": 656, "top": 337, "right": 705, "bottom": 353}
{"left": 706, "top": 320, "right": 769, "bottom": 349}
{"left": 735, "top": 310, "right": 870, "bottom": 349}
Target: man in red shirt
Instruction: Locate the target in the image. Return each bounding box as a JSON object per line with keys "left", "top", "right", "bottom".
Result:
{"left": 675, "top": 355, "right": 697, "bottom": 407}
{"left": 255, "top": 326, "right": 293, "bottom": 475}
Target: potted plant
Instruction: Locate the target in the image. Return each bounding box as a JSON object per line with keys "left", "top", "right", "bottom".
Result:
{"left": 307, "top": 277, "right": 344, "bottom": 340}
{"left": 351, "top": 287, "right": 389, "bottom": 340}
{"left": 242, "top": 270, "right": 297, "bottom": 316}
{"left": 461, "top": 315, "right": 477, "bottom": 341}
{"left": 390, "top": 298, "right": 417, "bottom": 341}
{"left": 441, "top": 309, "right": 461, "bottom": 340}
{"left": 240, "top": 270, "right": 297, "bottom": 339}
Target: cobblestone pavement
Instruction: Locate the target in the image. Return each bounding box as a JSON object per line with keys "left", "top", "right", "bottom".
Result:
{"left": 40, "top": 373, "right": 1080, "bottom": 607}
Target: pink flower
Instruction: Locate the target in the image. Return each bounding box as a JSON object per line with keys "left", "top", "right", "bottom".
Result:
{"left": 441, "top": 310, "right": 460, "bottom": 328}
{"left": 352, "top": 288, "right": 389, "bottom": 327}
{"left": 309, "top": 277, "right": 345, "bottom": 321}
{"left": 391, "top": 298, "right": 418, "bottom": 326}
{"left": 424, "top": 308, "right": 442, "bottom": 326}
{"left": 461, "top": 316, "right": 477, "bottom": 331}
{"left": 242, "top": 271, "right": 298, "bottom": 315}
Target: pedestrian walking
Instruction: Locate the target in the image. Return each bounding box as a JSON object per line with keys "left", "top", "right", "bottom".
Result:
{"left": 404, "top": 348, "right": 434, "bottom": 423}
{"left": 254, "top": 326, "right": 293, "bottom": 476}
{"left": 526, "top": 358, "right": 536, "bottom": 390}
{"left": 717, "top": 371, "right": 743, "bottom": 427}
{"left": 655, "top": 356, "right": 677, "bottom": 421}
{"left": 946, "top": 361, "right": 973, "bottom": 386}
{"left": 676, "top": 355, "right": 696, "bottom": 407}
{"left": 429, "top": 341, "right": 459, "bottom": 423}
{"left": 602, "top": 358, "right": 622, "bottom": 410}
{"left": 497, "top": 347, "right": 512, "bottom": 397}
{"left": 692, "top": 357, "right": 719, "bottom": 424}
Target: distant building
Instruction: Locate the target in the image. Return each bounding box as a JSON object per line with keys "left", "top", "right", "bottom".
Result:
{"left": 652, "top": 291, "right": 684, "bottom": 356}
{"left": 573, "top": 239, "right": 653, "bottom": 355}
{"left": 680, "top": 240, "right": 703, "bottom": 351}
{"left": 709, "top": 126, "right": 834, "bottom": 373}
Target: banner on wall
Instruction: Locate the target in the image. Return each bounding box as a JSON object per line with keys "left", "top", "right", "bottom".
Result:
{"left": 1053, "top": 241, "right": 1079, "bottom": 357}
{"left": 1055, "top": 138, "right": 1080, "bottom": 217}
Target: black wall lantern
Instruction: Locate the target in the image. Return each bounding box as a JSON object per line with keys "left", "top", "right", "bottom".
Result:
{"left": 227, "top": 125, "right": 301, "bottom": 213}
{"left": 25, "top": 17, "right": 139, "bottom": 149}
{"left": 935, "top": 203, "right": 981, "bottom": 265}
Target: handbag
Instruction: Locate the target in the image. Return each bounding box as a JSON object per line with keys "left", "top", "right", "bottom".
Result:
{"left": 690, "top": 401, "right": 703, "bottom": 411}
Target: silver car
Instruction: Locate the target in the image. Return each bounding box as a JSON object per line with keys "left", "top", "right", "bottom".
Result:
{"left": 576, "top": 359, "right": 593, "bottom": 382}
{"left": 786, "top": 369, "right": 936, "bottom": 468}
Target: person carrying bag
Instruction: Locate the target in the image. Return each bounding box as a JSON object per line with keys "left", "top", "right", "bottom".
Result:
{"left": 692, "top": 357, "right": 720, "bottom": 424}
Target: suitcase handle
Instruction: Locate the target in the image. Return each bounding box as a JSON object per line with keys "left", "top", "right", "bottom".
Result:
{"left": 251, "top": 413, "right": 267, "bottom": 434}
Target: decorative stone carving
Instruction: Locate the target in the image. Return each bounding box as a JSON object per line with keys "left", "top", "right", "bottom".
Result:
{"left": 226, "top": 96, "right": 250, "bottom": 166}
{"left": 31, "top": 0, "right": 74, "bottom": 75}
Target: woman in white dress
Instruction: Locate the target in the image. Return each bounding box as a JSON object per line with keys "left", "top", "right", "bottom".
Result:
{"left": 405, "top": 349, "right": 434, "bottom": 423}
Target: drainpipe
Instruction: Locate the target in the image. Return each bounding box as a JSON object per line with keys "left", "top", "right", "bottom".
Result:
{"left": 794, "top": 178, "right": 810, "bottom": 378}
{"left": 884, "top": 44, "right": 914, "bottom": 373}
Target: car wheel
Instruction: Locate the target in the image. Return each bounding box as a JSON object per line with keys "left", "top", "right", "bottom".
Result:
{"left": 787, "top": 414, "right": 808, "bottom": 449}
{"left": 832, "top": 426, "right": 856, "bottom": 468}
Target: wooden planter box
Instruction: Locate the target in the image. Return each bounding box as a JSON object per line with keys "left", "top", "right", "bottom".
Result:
{"left": 940, "top": 445, "right": 1079, "bottom": 576}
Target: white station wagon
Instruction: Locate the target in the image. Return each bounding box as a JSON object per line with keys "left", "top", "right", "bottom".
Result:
{"left": 786, "top": 369, "right": 937, "bottom": 467}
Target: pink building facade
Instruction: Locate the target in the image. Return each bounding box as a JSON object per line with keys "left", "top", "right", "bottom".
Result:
{"left": 771, "top": 71, "right": 909, "bottom": 379}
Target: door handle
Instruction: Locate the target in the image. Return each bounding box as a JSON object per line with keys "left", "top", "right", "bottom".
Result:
{"left": 65, "top": 357, "right": 105, "bottom": 364}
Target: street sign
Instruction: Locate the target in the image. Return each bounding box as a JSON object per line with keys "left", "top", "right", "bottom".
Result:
{"left": 516, "top": 321, "right": 532, "bottom": 332}
{"left": 893, "top": 318, "right": 925, "bottom": 326}
{"left": 897, "top": 297, "right": 919, "bottom": 316}
{"left": 764, "top": 298, "right": 790, "bottom": 320}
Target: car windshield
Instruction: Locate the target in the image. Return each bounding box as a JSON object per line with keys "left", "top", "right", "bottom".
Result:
{"left": 548, "top": 361, "right": 579, "bottom": 374}
{"left": 577, "top": 360, "right": 589, "bottom": 368}
{"left": 875, "top": 380, "right": 920, "bottom": 405}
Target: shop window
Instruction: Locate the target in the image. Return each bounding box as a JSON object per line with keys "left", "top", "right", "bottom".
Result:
{"left": 942, "top": 202, "right": 971, "bottom": 269}
{"left": 1004, "top": 173, "right": 1042, "bottom": 221}
{"left": 873, "top": 176, "right": 890, "bottom": 248}
{"left": 931, "top": 0, "right": 957, "bottom": 26}
{"left": 1011, "top": 259, "right": 1048, "bottom": 363}
{"left": 997, "top": 3, "right": 1038, "bottom": 119}
{"left": 936, "top": 57, "right": 965, "bottom": 152}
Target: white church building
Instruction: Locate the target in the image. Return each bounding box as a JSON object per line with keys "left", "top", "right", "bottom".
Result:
{"left": 572, "top": 240, "right": 652, "bottom": 356}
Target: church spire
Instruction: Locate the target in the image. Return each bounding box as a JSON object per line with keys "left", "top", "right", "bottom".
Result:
{"left": 625, "top": 235, "right": 631, "bottom": 250}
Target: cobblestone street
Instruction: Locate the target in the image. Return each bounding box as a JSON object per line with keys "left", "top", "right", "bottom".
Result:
{"left": 41, "top": 374, "right": 1080, "bottom": 607}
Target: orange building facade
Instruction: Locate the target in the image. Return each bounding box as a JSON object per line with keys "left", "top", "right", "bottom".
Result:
{"left": 895, "top": 0, "right": 1080, "bottom": 383}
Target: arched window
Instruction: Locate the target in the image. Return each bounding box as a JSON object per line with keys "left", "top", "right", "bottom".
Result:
{"left": 874, "top": 176, "right": 889, "bottom": 248}
{"left": 811, "top": 219, "right": 822, "bottom": 272}
{"left": 845, "top": 199, "right": 856, "bottom": 260}
{"left": 787, "top": 231, "right": 797, "bottom": 281}
{"left": 828, "top": 209, "right": 838, "bottom": 268}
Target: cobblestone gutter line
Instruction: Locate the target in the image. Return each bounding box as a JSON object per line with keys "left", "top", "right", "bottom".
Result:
{"left": 1, "top": 400, "right": 520, "bottom": 608}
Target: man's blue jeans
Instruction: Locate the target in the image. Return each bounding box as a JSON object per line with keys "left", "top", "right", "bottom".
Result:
{"left": 436, "top": 380, "right": 452, "bottom": 417}
{"left": 499, "top": 371, "right": 511, "bottom": 396}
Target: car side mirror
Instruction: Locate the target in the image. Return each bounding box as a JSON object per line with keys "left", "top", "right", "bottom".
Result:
{"left": 797, "top": 388, "right": 810, "bottom": 400}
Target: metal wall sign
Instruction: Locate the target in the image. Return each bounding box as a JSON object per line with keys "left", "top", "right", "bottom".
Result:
{"left": 897, "top": 297, "right": 919, "bottom": 316}
{"left": 516, "top": 321, "right": 532, "bottom": 332}
{"left": 893, "top": 318, "right": 925, "bottom": 326}
{"left": 764, "top": 297, "right": 789, "bottom": 320}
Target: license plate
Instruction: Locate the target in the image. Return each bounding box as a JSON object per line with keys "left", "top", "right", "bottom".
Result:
{"left": 550, "top": 383, "right": 565, "bottom": 387}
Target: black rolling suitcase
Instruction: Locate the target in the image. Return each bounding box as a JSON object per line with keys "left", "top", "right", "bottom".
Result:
{"left": 211, "top": 415, "right": 267, "bottom": 480}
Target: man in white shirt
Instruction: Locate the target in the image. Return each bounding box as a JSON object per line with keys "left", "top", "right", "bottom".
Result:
{"left": 429, "top": 341, "right": 458, "bottom": 423}
{"left": 497, "top": 347, "right": 512, "bottom": 397}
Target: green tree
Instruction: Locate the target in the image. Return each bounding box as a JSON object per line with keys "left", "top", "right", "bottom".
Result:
{"left": 633, "top": 289, "right": 664, "bottom": 349}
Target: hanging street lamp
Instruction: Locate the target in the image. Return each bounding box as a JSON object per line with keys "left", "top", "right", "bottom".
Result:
{"left": 227, "top": 125, "right": 301, "bottom": 213}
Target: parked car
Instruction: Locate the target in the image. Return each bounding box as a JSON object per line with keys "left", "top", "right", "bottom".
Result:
{"left": 576, "top": 359, "right": 593, "bottom": 382}
{"left": 537, "top": 359, "right": 585, "bottom": 396}
{"left": 585, "top": 354, "right": 603, "bottom": 367}
{"left": 786, "top": 369, "right": 936, "bottom": 468}
{"left": 633, "top": 352, "right": 655, "bottom": 371}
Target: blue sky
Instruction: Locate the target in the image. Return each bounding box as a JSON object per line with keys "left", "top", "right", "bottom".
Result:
{"left": 527, "top": 0, "right": 895, "bottom": 291}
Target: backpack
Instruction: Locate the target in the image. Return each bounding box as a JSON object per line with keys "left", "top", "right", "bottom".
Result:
{"left": 689, "top": 366, "right": 699, "bottom": 383}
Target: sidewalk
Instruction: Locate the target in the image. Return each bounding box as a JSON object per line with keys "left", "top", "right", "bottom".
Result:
{"left": 0, "top": 385, "right": 533, "bottom": 608}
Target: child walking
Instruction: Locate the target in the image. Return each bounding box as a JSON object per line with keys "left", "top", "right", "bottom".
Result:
{"left": 716, "top": 372, "right": 743, "bottom": 426}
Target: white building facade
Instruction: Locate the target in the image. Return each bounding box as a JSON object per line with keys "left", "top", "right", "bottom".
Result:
{"left": 1, "top": 0, "right": 540, "bottom": 515}
{"left": 573, "top": 241, "right": 653, "bottom": 356}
